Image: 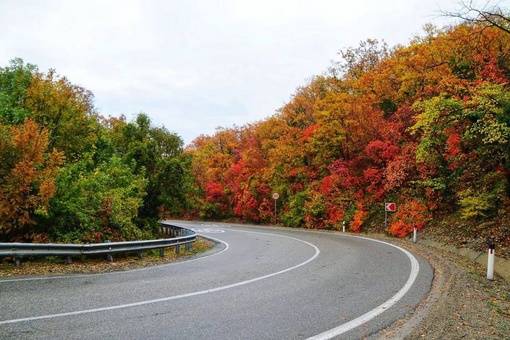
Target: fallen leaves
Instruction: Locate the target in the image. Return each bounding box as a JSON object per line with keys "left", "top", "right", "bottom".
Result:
{"left": 0, "top": 237, "right": 214, "bottom": 277}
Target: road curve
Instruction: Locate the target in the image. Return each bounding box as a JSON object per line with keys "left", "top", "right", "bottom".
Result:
{"left": 0, "top": 222, "right": 433, "bottom": 339}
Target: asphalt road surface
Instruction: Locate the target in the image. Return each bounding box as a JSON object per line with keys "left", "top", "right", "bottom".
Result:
{"left": 0, "top": 222, "right": 433, "bottom": 339}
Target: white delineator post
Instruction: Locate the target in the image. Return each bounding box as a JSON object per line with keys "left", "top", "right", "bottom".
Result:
{"left": 487, "top": 243, "right": 495, "bottom": 280}
{"left": 413, "top": 226, "right": 417, "bottom": 243}
{"left": 342, "top": 220, "right": 345, "bottom": 233}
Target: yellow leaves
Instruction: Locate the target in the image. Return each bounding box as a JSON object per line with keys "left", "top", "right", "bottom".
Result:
{"left": 24, "top": 69, "right": 97, "bottom": 161}
{"left": 38, "top": 179, "right": 57, "bottom": 202}
{"left": 471, "top": 115, "right": 510, "bottom": 144}
{"left": 458, "top": 188, "right": 494, "bottom": 220}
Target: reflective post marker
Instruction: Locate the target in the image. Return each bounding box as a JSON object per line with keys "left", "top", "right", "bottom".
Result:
{"left": 413, "top": 226, "right": 417, "bottom": 243}
{"left": 487, "top": 243, "right": 495, "bottom": 280}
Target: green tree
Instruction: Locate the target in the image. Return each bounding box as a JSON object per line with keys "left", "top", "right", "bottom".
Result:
{"left": 110, "top": 113, "right": 187, "bottom": 220}
{"left": 39, "top": 154, "right": 147, "bottom": 242}
{"left": 0, "top": 58, "right": 36, "bottom": 124}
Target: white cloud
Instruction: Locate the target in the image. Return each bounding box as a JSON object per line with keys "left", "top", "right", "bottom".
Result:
{"left": 0, "top": 0, "right": 468, "bottom": 144}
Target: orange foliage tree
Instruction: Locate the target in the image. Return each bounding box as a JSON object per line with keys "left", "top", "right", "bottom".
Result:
{"left": 389, "top": 200, "right": 430, "bottom": 237}
{"left": 0, "top": 119, "right": 64, "bottom": 240}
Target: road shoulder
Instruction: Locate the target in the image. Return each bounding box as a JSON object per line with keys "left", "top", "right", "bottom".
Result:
{"left": 371, "top": 237, "right": 510, "bottom": 339}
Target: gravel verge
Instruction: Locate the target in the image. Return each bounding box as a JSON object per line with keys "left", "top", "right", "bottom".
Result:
{"left": 373, "top": 237, "right": 510, "bottom": 339}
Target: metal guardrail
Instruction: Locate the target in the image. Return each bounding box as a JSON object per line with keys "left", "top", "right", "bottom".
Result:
{"left": 0, "top": 222, "right": 196, "bottom": 266}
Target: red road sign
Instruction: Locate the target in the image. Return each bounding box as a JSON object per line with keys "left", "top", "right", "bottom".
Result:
{"left": 385, "top": 202, "right": 396, "bottom": 212}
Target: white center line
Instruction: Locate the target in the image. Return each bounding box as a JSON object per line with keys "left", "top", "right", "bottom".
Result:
{"left": 0, "top": 231, "right": 320, "bottom": 325}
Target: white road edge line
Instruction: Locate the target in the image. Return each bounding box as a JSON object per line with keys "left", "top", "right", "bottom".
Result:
{"left": 307, "top": 235, "right": 420, "bottom": 339}
{"left": 0, "top": 230, "right": 320, "bottom": 325}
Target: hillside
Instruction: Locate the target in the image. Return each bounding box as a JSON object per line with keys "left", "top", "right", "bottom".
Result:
{"left": 185, "top": 20, "right": 510, "bottom": 258}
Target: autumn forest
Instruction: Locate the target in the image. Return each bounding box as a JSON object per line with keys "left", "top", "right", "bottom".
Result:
{"left": 1, "top": 14, "right": 509, "bottom": 252}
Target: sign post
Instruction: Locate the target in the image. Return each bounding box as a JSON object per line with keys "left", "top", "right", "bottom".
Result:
{"left": 272, "top": 193, "right": 280, "bottom": 225}
{"left": 384, "top": 202, "right": 396, "bottom": 229}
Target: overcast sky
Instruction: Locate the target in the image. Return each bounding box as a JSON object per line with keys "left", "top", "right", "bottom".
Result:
{"left": 1, "top": 0, "right": 473, "bottom": 145}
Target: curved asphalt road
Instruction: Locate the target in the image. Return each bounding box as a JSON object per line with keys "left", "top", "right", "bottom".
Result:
{"left": 0, "top": 222, "right": 433, "bottom": 339}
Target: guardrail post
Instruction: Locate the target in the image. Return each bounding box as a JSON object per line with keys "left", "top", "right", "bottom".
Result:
{"left": 185, "top": 242, "right": 191, "bottom": 251}
{"left": 105, "top": 240, "right": 113, "bottom": 262}
{"left": 175, "top": 245, "right": 180, "bottom": 254}
{"left": 67, "top": 255, "right": 72, "bottom": 264}
{"left": 159, "top": 248, "right": 165, "bottom": 257}
{"left": 15, "top": 257, "right": 21, "bottom": 267}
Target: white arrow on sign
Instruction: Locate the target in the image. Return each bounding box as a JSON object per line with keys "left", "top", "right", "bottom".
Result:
{"left": 385, "top": 202, "right": 396, "bottom": 212}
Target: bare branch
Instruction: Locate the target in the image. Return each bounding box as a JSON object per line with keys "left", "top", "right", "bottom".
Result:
{"left": 442, "top": 0, "right": 510, "bottom": 34}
